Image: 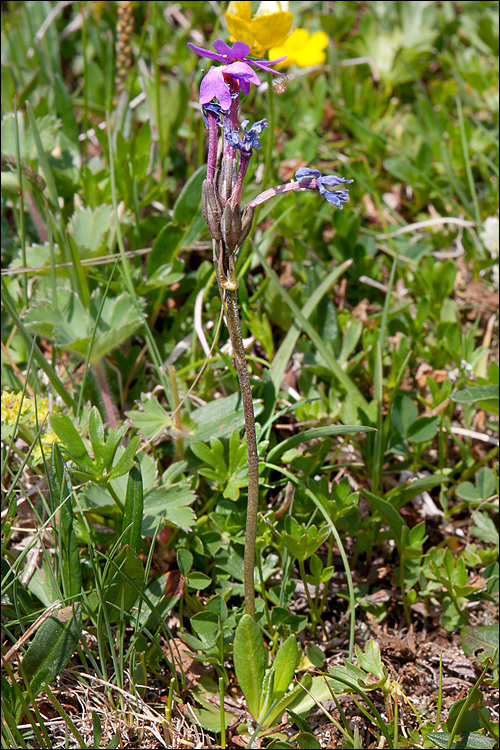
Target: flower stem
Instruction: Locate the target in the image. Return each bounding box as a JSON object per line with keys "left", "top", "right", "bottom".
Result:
{"left": 224, "top": 288, "right": 259, "bottom": 618}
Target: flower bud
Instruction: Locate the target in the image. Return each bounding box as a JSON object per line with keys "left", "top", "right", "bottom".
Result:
{"left": 217, "top": 156, "right": 237, "bottom": 207}
{"left": 239, "top": 205, "right": 255, "bottom": 246}
{"left": 202, "top": 179, "right": 222, "bottom": 240}
{"left": 221, "top": 202, "right": 242, "bottom": 253}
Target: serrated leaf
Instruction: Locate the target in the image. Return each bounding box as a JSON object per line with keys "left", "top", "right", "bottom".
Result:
{"left": 68, "top": 205, "right": 113, "bottom": 253}
{"left": 190, "top": 392, "right": 264, "bottom": 443}
{"left": 141, "top": 483, "right": 196, "bottom": 534}
{"left": 125, "top": 394, "right": 172, "bottom": 440}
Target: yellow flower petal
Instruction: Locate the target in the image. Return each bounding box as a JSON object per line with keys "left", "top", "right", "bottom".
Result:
{"left": 294, "top": 31, "right": 328, "bottom": 67}
{"left": 269, "top": 29, "right": 328, "bottom": 68}
{"left": 227, "top": 1, "right": 251, "bottom": 22}
{"left": 251, "top": 11, "right": 293, "bottom": 52}
{"left": 225, "top": 12, "right": 255, "bottom": 49}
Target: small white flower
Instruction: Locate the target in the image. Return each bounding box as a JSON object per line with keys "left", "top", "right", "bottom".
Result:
{"left": 480, "top": 216, "right": 499, "bottom": 256}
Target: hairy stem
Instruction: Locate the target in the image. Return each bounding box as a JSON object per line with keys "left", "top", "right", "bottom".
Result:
{"left": 224, "top": 288, "right": 259, "bottom": 618}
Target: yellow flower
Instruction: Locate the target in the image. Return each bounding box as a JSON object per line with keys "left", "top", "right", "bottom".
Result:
{"left": 225, "top": 1, "right": 293, "bottom": 57}
{"left": 268, "top": 28, "right": 329, "bottom": 69}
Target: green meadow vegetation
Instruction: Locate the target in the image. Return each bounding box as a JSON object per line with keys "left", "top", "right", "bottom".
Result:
{"left": 1, "top": 1, "right": 498, "bottom": 748}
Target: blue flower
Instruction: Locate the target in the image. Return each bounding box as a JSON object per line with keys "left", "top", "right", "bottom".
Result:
{"left": 223, "top": 119, "right": 268, "bottom": 152}
{"left": 295, "top": 167, "right": 353, "bottom": 209}
{"left": 201, "top": 102, "right": 228, "bottom": 128}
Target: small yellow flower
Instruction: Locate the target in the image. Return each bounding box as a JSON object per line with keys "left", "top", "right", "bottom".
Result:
{"left": 31, "top": 430, "right": 59, "bottom": 466}
{"left": 268, "top": 28, "right": 329, "bottom": 69}
{"left": 225, "top": 1, "right": 293, "bottom": 57}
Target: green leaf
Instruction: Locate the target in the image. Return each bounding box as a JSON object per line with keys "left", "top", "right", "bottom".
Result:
{"left": 141, "top": 483, "right": 196, "bottom": 534}
{"left": 392, "top": 395, "right": 418, "bottom": 437}
{"left": 426, "top": 732, "right": 497, "bottom": 749}
{"left": 88, "top": 406, "right": 105, "bottom": 470}
{"left": 272, "top": 635, "right": 300, "bottom": 701}
{"left": 190, "top": 704, "right": 233, "bottom": 732}
{"left": 19, "top": 604, "right": 82, "bottom": 702}
{"left": 190, "top": 392, "right": 264, "bottom": 444}
{"left": 67, "top": 205, "right": 114, "bottom": 254}
{"left": 286, "top": 708, "right": 313, "bottom": 733}
{"left": 107, "top": 436, "right": 140, "bottom": 479}
{"left": 186, "top": 571, "right": 212, "bottom": 590}
{"left": 355, "top": 640, "right": 387, "bottom": 684}
{"left": 26, "top": 289, "right": 144, "bottom": 363}
{"left": 446, "top": 693, "right": 490, "bottom": 733}
{"left": 125, "top": 394, "right": 171, "bottom": 440}
{"left": 296, "top": 733, "right": 321, "bottom": 749}
{"left": 407, "top": 416, "right": 439, "bottom": 442}
{"left": 233, "top": 614, "right": 266, "bottom": 719}
{"left": 53, "top": 72, "right": 78, "bottom": 145}
{"left": 461, "top": 625, "right": 499, "bottom": 668}
{"left": 50, "top": 413, "right": 94, "bottom": 473}
{"left": 147, "top": 223, "right": 186, "bottom": 276}
{"left": 470, "top": 512, "right": 499, "bottom": 545}
{"left": 121, "top": 461, "right": 144, "bottom": 553}
{"left": 103, "top": 545, "right": 144, "bottom": 621}
{"left": 51, "top": 444, "right": 82, "bottom": 600}
{"left": 190, "top": 611, "right": 219, "bottom": 642}
{"left": 384, "top": 474, "right": 450, "bottom": 508}
{"left": 362, "top": 488, "right": 409, "bottom": 553}
{"left": 451, "top": 385, "right": 499, "bottom": 406}
{"left": 172, "top": 165, "right": 206, "bottom": 225}
{"left": 267, "top": 425, "right": 375, "bottom": 464}
{"left": 177, "top": 549, "right": 193, "bottom": 577}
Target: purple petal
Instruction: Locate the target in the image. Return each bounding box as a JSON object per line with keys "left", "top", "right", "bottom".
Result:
{"left": 199, "top": 67, "right": 232, "bottom": 109}
{"left": 251, "top": 56, "right": 288, "bottom": 73}
{"left": 228, "top": 40, "right": 251, "bottom": 59}
{"left": 224, "top": 61, "right": 261, "bottom": 85}
{"left": 187, "top": 42, "right": 224, "bottom": 63}
{"left": 296, "top": 167, "right": 321, "bottom": 180}
{"left": 213, "top": 38, "right": 251, "bottom": 60}
{"left": 240, "top": 79, "right": 251, "bottom": 95}
{"left": 318, "top": 174, "right": 354, "bottom": 187}
{"left": 212, "top": 39, "right": 233, "bottom": 57}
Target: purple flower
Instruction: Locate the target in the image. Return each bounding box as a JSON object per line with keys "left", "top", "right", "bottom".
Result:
{"left": 199, "top": 62, "right": 261, "bottom": 108}
{"left": 223, "top": 119, "right": 268, "bottom": 152}
{"left": 295, "top": 167, "right": 354, "bottom": 209}
{"left": 188, "top": 38, "right": 287, "bottom": 108}
{"left": 187, "top": 38, "right": 286, "bottom": 75}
